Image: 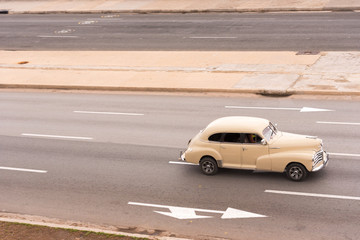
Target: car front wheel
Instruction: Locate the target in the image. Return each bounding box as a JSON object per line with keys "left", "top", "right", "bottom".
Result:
{"left": 200, "top": 157, "right": 218, "bottom": 175}
{"left": 286, "top": 163, "right": 308, "bottom": 181}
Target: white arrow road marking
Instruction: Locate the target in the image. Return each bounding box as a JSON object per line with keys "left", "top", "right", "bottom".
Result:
{"left": 300, "top": 107, "right": 333, "bottom": 112}
{"left": 225, "top": 106, "right": 333, "bottom": 113}
{"left": 317, "top": 121, "right": 360, "bottom": 126}
{"left": 265, "top": 190, "right": 360, "bottom": 201}
{"left": 74, "top": 111, "right": 144, "bottom": 116}
{"left": 0, "top": 166, "right": 47, "bottom": 173}
{"left": 221, "top": 207, "right": 266, "bottom": 219}
{"left": 22, "top": 133, "right": 93, "bottom": 141}
{"left": 128, "top": 202, "right": 267, "bottom": 220}
{"left": 155, "top": 207, "right": 213, "bottom": 220}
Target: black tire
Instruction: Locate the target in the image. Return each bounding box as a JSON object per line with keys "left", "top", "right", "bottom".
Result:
{"left": 286, "top": 163, "right": 308, "bottom": 181}
{"left": 200, "top": 157, "right": 218, "bottom": 175}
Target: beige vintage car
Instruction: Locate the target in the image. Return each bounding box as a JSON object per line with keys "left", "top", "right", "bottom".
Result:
{"left": 180, "top": 116, "right": 329, "bottom": 181}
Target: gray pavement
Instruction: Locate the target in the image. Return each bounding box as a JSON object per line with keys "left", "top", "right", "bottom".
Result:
{"left": 1, "top": 0, "right": 360, "bottom": 14}
{"left": 1, "top": 92, "right": 360, "bottom": 240}
{"left": 0, "top": 2, "right": 359, "bottom": 239}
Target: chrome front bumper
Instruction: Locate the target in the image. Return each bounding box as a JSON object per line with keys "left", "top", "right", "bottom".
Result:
{"left": 312, "top": 151, "right": 329, "bottom": 172}
{"left": 179, "top": 151, "right": 186, "bottom": 161}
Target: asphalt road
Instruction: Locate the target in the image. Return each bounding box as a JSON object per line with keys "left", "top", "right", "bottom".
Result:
{"left": 0, "top": 12, "right": 360, "bottom": 50}
{"left": 1, "top": 91, "right": 359, "bottom": 240}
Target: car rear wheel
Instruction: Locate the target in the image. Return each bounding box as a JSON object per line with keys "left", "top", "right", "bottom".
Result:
{"left": 200, "top": 157, "right": 218, "bottom": 175}
{"left": 286, "top": 163, "right": 308, "bottom": 181}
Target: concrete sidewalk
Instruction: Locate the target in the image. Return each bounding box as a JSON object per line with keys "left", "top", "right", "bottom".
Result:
{"left": 1, "top": 51, "right": 359, "bottom": 96}
{"left": 1, "top": 0, "right": 360, "bottom": 14}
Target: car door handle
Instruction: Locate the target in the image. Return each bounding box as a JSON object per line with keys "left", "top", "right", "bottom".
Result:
{"left": 242, "top": 147, "right": 247, "bottom": 151}
{"left": 221, "top": 146, "right": 226, "bottom": 149}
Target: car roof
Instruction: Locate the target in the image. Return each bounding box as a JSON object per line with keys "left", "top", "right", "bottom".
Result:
{"left": 202, "top": 116, "right": 270, "bottom": 137}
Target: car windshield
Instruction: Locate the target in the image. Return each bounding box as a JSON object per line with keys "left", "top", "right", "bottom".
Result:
{"left": 262, "top": 122, "right": 278, "bottom": 141}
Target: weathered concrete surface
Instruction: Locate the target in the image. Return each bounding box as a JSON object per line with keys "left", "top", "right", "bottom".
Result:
{"left": 0, "top": 51, "right": 359, "bottom": 96}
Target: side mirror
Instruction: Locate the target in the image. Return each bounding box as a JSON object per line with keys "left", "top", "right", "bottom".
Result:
{"left": 261, "top": 139, "right": 267, "bottom": 145}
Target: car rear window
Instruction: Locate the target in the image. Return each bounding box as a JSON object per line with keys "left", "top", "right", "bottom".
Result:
{"left": 208, "top": 133, "right": 222, "bottom": 142}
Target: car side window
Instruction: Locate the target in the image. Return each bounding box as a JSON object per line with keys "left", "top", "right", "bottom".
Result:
{"left": 208, "top": 133, "right": 222, "bottom": 142}
{"left": 223, "top": 133, "right": 241, "bottom": 143}
{"left": 244, "top": 133, "right": 262, "bottom": 144}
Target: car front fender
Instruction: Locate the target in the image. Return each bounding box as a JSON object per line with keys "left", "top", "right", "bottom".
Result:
{"left": 269, "top": 151, "right": 313, "bottom": 172}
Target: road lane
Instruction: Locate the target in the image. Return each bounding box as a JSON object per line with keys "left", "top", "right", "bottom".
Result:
{"left": 1, "top": 92, "right": 359, "bottom": 151}
{"left": 0, "top": 12, "right": 360, "bottom": 50}
{"left": 1, "top": 135, "right": 359, "bottom": 239}
{"left": 0, "top": 92, "right": 359, "bottom": 239}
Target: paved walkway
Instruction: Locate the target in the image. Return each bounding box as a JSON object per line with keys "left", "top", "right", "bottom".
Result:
{"left": 1, "top": 51, "right": 359, "bottom": 96}
{"left": 1, "top": 0, "right": 360, "bottom": 14}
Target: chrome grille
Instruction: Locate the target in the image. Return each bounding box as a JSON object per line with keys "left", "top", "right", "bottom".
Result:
{"left": 313, "top": 150, "right": 323, "bottom": 166}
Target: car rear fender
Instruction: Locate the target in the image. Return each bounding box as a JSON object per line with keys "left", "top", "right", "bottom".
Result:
{"left": 199, "top": 148, "right": 222, "bottom": 164}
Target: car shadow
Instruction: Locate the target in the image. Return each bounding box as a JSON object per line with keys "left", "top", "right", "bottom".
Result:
{"left": 220, "top": 168, "right": 283, "bottom": 180}
{"left": 178, "top": 163, "right": 329, "bottom": 183}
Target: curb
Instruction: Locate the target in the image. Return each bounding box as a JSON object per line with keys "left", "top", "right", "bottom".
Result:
{"left": 1, "top": 84, "right": 360, "bottom": 97}
{"left": 5, "top": 7, "right": 360, "bottom": 15}
{"left": 0, "top": 217, "right": 188, "bottom": 240}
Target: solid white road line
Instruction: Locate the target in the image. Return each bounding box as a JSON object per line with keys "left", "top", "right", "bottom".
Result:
{"left": 317, "top": 121, "right": 360, "bottom": 126}
{"left": 0, "top": 166, "right": 47, "bottom": 173}
{"left": 74, "top": 111, "right": 144, "bottom": 116}
{"left": 329, "top": 152, "right": 360, "bottom": 158}
{"left": 265, "top": 190, "right": 360, "bottom": 201}
{"left": 169, "top": 161, "right": 197, "bottom": 165}
{"left": 22, "top": 133, "right": 93, "bottom": 141}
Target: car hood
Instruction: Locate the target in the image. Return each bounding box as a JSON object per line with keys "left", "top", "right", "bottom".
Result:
{"left": 270, "top": 132, "right": 322, "bottom": 152}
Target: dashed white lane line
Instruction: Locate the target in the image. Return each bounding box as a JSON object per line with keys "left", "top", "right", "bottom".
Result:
{"left": 0, "top": 166, "right": 47, "bottom": 173}
{"left": 188, "top": 36, "right": 237, "bottom": 39}
{"left": 265, "top": 190, "right": 360, "bottom": 201}
{"left": 22, "top": 133, "right": 93, "bottom": 141}
{"left": 329, "top": 152, "right": 360, "bottom": 158}
{"left": 78, "top": 20, "right": 97, "bottom": 25}
{"left": 74, "top": 111, "right": 144, "bottom": 116}
{"left": 226, "top": 106, "right": 333, "bottom": 112}
{"left": 169, "top": 161, "right": 197, "bottom": 165}
{"left": 38, "top": 36, "right": 79, "bottom": 38}
{"left": 317, "top": 121, "right": 360, "bottom": 126}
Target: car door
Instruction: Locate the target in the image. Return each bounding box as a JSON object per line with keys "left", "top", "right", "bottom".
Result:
{"left": 220, "top": 133, "right": 242, "bottom": 168}
{"left": 241, "top": 133, "right": 270, "bottom": 170}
